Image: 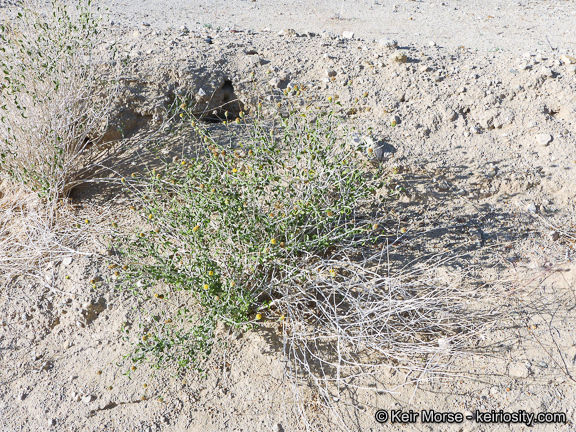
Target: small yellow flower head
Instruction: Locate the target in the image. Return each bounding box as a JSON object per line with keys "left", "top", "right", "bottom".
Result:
{"left": 165, "top": 319, "right": 172, "bottom": 324}
{"left": 180, "top": 102, "right": 186, "bottom": 109}
{"left": 179, "top": 113, "right": 184, "bottom": 118}
{"left": 256, "top": 313, "right": 262, "bottom": 321}
{"left": 230, "top": 280, "right": 236, "bottom": 287}
{"left": 129, "top": 205, "right": 136, "bottom": 211}
{"left": 248, "top": 150, "right": 253, "bottom": 156}
{"left": 143, "top": 383, "right": 148, "bottom": 388}
{"left": 391, "top": 120, "right": 397, "bottom": 127}
{"left": 131, "top": 172, "right": 137, "bottom": 178}
{"left": 211, "top": 188, "right": 216, "bottom": 193}
{"left": 239, "top": 111, "right": 244, "bottom": 118}
{"left": 232, "top": 168, "right": 238, "bottom": 173}
{"left": 203, "top": 284, "right": 209, "bottom": 290}
{"left": 156, "top": 173, "right": 162, "bottom": 179}
{"left": 108, "top": 264, "right": 118, "bottom": 269}
{"left": 114, "top": 271, "right": 120, "bottom": 277}
{"left": 122, "top": 265, "right": 128, "bottom": 270}
{"left": 148, "top": 214, "right": 153, "bottom": 220}
{"left": 131, "top": 366, "right": 137, "bottom": 371}
{"left": 142, "top": 335, "right": 148, "bottom": 341}
{"left": 208, "top": 271, "right": 214, "bottom": 276}
{"left": 141, "top": 396, "right": 146, "bottom": 401}
{"left": 235, "top": 118, "right": 240, "bottom": 124}
{"left": 400, "top": 227, "right": 407, "bottom": 233}
{"left": 372, "top": 223, "right": 379, "bottom": 230}
{"left": 65, "top": 275, "right": 70, "bottom": 280}
{"left": 327, "top": 210, "right": 333, "bottom": 217}
{"left": 279, "top": 314, "right": 285, "bottom": 321}
{"left": 181, "top": 160, "right": 186, "bottom": 166}
{"left": 154, "top": 293, "right": 164, "bottom": 299}
{"left": 111, "top": 222, "right": 118, "bottom": 228}
{"left": 270, "top": 238, "right": 277, "bottom": 245}
{"left": 363, "top": 91, "right": 368, "bottom": 98}
{"left": 85, "top": 219, "right": 90, "bottom": 224}
{"left": 280, "top": 242, "right": 286, "bottom": 248}
{"left": 368, "top": 148, "right": 373, "bottom": 154}
{"left": 329, "top": 269, "right": 336, "bottom": 277}
{"left": 121, "top": 177, "right": 125, "bottom": 183}
{"left": 192, "top": 225, "right": 200, "bottom": 232}
{"left": 140, "top": 233, "right": 145, "bottom": 238}
{"left": 328, "top": 96, "right": 333, "bottom": 102}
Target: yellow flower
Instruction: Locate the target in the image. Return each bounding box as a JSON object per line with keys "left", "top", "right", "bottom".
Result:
{"left": 131, "top": 366, "right": 137, "bottom": 371}
{"left": 232, "top": 168, "right": 238, "bottom": 173}
{"left": 230, "top": 281, "right": 236, "bottom": 287}
{"left": 148, "top": 214, "right": 153, "bottom": 220}
{"left": 270, "top": 238, "right": 277, "bottom": 245}
{"left": 400, "top": 227, "right": 407, "bottom": 233}
{"left": 203, "top": 284, "right": 209, "bottom": 290}
{"left": 279, "top": 314, "right": 285, "bottom": 321}
{"left": 192, "top": 225, "right": 200, "bottom": 232}
{"left": 256, "top": 313, "right": 262, "bottom": 320}
{"left": 208, "top": 271, "right": 214, "bottom": 276}
{"left": 372, "top": 223, "right": 379, "bottom": 230}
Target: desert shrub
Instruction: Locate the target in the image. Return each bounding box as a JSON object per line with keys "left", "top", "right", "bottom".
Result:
{"left": 113, "top": 103, "right": 382, "bottom": 371}
{"left": 0, "top": 0, "right": 120, "bottom": 200}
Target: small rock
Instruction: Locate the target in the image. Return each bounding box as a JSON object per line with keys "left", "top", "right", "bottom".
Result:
{"left": 272, "top": 423, "right": 285, "bottom": 432}
{"left": 179, "top": 25, "right": 189, "bottom": 34}
{"left": 245, "top": 48, "right": 258, "bottom": 55}
{"left": 539, "top": 67, "right": 553, "bottom": 78}
{"left": 458, "top": 86, "right": 467, "bottom": 93}
{"left": 535, "top": 133, "right": 552, "bottom": 146}
{"left": 526, "top": 203, "right": 537, "bottom": 214}
{"left": 342, "top": 31, "right": 354, "bottom": 39}
{"left": 81, "top": 395, "right": 95, "bottom": 404}
{"left": 508, "top": 362, "right": 529, "bottom": 378}
{"left": 419, "top": 65, "right": 431, "bottom": 73}
{"left": 62, "top": 256, "right": 73, "bottom": 267}
{"left": 428, "top": 40, "right": 437, "bottom": 47}
{"left": 142, "top": 22, "right": 150, "bottom": 27}
{"left": 560, "top": 55, "right": 576, "bottom": 65}
{"left": 390, "top": 50, "right": 407, "bottom": 63}
{"left": 549, "top": 231, "right": 560, "bottom": 241}
{"left": 268, "top": 77, "right": 282, "bottom": 88}
{"left": 567, "top": 64, "right": 576, "bottom": 74}
{"left": 47, "top": 418, "right": 56, "bottom": 427}
{"left": 325, "top": 68, "right": 337, "bottom": 77}
{"left": 277, "top": 29, "right": 297, "bottom": 36}
{"left": 379, "top": 38, "right": 398, "bottom": 48}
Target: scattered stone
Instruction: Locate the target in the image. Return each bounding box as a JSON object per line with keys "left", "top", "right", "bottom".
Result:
{"left": 277, "top": 29, "right": 297, "bottom": 37}
{"left": 560, "top": 55, "right": 576, "bottom": 65}
{"left": 379, "top": 38, "right": 398, "bottom": 48}
{"left": 508, "top": 362, "right": 529, "bottom": 378}
{"left": 325, "top": 68, "right": 337, "bottom": 77}
{"left": 419, "top": 65, "right": 431, "bottom": 73}
{"left": 390, "top": 50, "right": 407, "bottom": 63}
{"left": 268, "top": 77, "right": 282, "bottom": 88}
{"left": 141, "top": 22, "right": 150, "bottom": 27}
{"left": 526, "top": 203, "right": 537, "bottom": 214}
{"left": 342, "top": 31, "right": 354, "bottom": 39}
{"left": 47, "top": 418, "right": 56, "bottom": 427}
{"left": 549, "top": 231, "right": 560, "bottom": 241}
{"left": 428, "top": 40, "right": 437, "bottom": 47}
{"left": 567, "top": 64, "right": 576, "bottom": 74}
{"left": 62, "top": 256, "right": 73, "bottom": 267}
{"left": 539, "top": 67, "right": 553, "bottom": 78}
{"left": 535, "top": 133, "right": 552, "bottom": 146}
{"left": 245, "top": 48, "right": 258, "bottom": 55}
{"left": 179, "top": 25, "right": 189, "bottom": 35}
{"left": 81, "top": 395, "right": 95, "bottom": 404}
{"left": 272, "top": 423, "right": 285, "bottom": 432}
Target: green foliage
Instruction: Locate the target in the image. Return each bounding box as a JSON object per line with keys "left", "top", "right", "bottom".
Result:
{"left": 114, "top": 104, "right": 380, "bottom": 372}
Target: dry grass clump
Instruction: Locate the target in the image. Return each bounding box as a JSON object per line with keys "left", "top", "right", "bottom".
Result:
{"left": 0, "top": 0, "right": 121, "bottom": 200}
{"left": 0, "top": 0, "right": 121, "bottom": 285}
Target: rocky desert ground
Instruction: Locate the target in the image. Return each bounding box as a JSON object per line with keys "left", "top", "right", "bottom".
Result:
{"left": 1, "top": 1, "right": 576, "bottom": 431}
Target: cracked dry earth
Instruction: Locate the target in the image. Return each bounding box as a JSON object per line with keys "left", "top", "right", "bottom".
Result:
{"left": 1, "top": 1, "right": 576, "bottom": 431}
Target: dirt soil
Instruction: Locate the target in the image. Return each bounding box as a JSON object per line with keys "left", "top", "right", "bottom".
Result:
{"left": 1, "top": 1, "right": 576, "bottom": 431}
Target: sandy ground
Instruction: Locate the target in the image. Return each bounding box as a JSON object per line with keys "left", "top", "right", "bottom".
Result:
{"left": 1, "top": 1, "right": 576, "bottom": 431}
